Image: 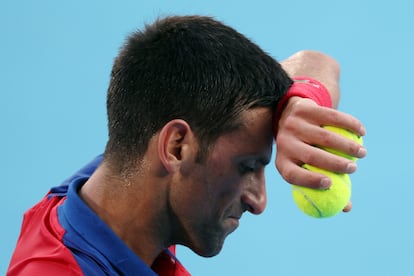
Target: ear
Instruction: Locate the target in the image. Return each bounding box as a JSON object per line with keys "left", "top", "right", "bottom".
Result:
{"left": 158, "top": 119, "right": 197, "bottom": 173}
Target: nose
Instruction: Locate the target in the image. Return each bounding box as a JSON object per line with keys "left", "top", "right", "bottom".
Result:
{"left": 241, "top": 172, "right": 267, "bottom": 215}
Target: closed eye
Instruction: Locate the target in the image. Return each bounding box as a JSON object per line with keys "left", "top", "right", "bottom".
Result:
{"left": 238, "top": 156, "right": 270, "bottom": 175}
{"left": 239, "top": 163, "right": 256, "bottom": 174}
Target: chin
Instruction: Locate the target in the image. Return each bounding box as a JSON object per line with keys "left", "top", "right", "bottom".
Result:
{"left": 194, "top": 246, "right": 223, "bottom": 258}
{"left": 185, "top": 222, "right": 235, "bottom": 257}
{"left": 191, "top": 235, "right": 226, "bottom": 258}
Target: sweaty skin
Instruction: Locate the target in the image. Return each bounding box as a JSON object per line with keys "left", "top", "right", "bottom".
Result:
{"left": 80, "top": 107, "right": 274, "bottom": 264}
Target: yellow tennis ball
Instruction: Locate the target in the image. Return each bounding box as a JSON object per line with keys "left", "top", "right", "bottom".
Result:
{"left": 292, "top": 164, "right": 351, "bottom": 218}
{"left": 321, "top": 126, "right": 363, "bottom": 161}
{"left": 292, "top": 126, "right": 363, "bottom": 218}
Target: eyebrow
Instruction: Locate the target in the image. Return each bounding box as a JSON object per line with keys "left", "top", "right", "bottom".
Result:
{"left": 244, "top": 155, "right": 270, "bottom": 167}
{"left": 258, "top": 156, "right": 271, "bottom": 167}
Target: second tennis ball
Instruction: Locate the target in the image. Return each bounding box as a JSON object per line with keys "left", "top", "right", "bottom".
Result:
{"left": 292, "top": 164, "right": 351, "bottom": 218}
{"left": 292, "top": 126, "right": 363, "bottom": 218}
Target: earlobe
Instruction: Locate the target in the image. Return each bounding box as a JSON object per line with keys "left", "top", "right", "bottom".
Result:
{"left": 158, "top": 119, "right": 195, "bottom": 172}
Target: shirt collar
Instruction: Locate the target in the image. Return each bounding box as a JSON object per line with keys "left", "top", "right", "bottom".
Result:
{"left": 60, "top": 176, "right": 157, "bottom": 275}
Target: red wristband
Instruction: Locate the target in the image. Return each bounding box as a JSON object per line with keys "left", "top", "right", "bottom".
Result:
{"left": 274, "top": 76, "right": 332, "bottom": 135}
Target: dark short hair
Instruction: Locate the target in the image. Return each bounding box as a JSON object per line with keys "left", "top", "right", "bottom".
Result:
{"left": 104, "top": 15, "right": 292, "bottom": 170}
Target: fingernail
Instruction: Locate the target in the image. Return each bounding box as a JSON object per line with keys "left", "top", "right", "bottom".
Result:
{"left": 320, "top": 177, "right": 331, "bottom": 189}
{"left": 346, "top": 162, "right": 357, "bottom": 173}
{"left": 357, "top": 147, "right": 367, "bottom": 158}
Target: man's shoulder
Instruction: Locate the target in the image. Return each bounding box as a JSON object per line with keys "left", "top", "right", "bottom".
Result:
{"left": 8, "top": 259, "right": 83, "bottom": 276}
{"left": 7, "top": 194, "right": 82, "bottom": 275}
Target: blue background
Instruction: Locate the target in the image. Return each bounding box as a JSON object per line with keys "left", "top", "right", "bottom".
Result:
{"left": 2, "top": 0, "right": 413, "bottom": 275}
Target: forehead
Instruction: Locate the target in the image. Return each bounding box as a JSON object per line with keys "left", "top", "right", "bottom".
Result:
{"left": 209, "top": 107, "right": 274, "bottom": 162}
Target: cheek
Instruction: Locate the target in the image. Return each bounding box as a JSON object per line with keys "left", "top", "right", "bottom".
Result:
{"left": 206, "top": 161, "right": 241, "bottom": 196}
{"left": 182, "top": 163, "right": 243, "bottom": 220}
{"left": 206, "top": 175, "right": 243, "bottom": 215}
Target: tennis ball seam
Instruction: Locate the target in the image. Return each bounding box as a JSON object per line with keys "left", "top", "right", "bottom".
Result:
{"left": 292, "top": 186, "right": 323, "bottom": 217}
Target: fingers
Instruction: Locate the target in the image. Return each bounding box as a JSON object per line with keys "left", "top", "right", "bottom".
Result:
{"left": 343, "top": 201, "right": 352, "bottom": 212}
{"left": 304, "top": 146, "right": 358, "bottom": 174}
{"left": 311, "top": 106, "right": 366, "bottom": 137}
{"left": 275, "top": 96, "right": 364, "bottom": 215}
{"left": 282, "top": 98, "right": 366, "bottom": 137}
{"left": 291, "top": 126, "right": 367, "bottom": 170}
{"left": 275, "top": 97, "right": 367, "bottom": 192}
{"left": 276, "top": 126, "right": 360, "bottom": 175}
{"left": 304, "top": 125, "right": 367, "bottom": 161}
{"left": 275, "top": 158, "right": 332, "bottom": 189}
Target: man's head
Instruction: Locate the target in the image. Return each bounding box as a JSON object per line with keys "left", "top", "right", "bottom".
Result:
{"left": 100, "top": 15, "right": 293, "bottom": 259}
{"left": 104, "top": 15, "right": 291, "bottom": 171}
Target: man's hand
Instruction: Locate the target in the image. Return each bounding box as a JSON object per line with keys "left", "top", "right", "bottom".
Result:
{"left": 275, "top": 96, "right": 367, "bottom": 190}
{"left": 277, "top": 50, "right": 367, "bottom": 212}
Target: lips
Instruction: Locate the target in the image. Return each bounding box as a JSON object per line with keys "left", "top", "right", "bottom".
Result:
{"left": 228, "top": 209, "right": 243, "bottom": 222}
{"left": 227, "top": 216, "right": 241, "bottom": 229}
{"left": 225, "top": 208, "right": 243, "bottom": 232}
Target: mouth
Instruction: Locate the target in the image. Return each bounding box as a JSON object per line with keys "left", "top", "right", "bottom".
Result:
{"left": 227, "top": 216, "right": 241, "bottom": 229}
{"left": 224, "top": 209, "right": 243, "bottom": 233}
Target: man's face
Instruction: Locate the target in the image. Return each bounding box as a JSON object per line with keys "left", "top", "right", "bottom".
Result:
{"left": 171, "top": 107, "right": 273, "bottom": 257}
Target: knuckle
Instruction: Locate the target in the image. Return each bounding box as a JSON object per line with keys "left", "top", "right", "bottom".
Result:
{"left": 275, "top": 132, "right": 291, "bottom": 149}
{"left": 300, "top": 150, "right": 315, "bottom": 165}
{"left": 328, "top": 112, "right": 341, "bottom": 125}
{"left": 279, "top": 164, "right": 296, "bottom": 184}
{"left": 281, "top": 115, "right": 297, "bottom": 132}
{"left": 319, "top": 129, "right": 332, "bottom": 145}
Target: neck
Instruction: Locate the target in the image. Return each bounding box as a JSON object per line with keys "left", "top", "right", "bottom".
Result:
{"left": 79, "top": 161, "right": 172, "bottom": 266}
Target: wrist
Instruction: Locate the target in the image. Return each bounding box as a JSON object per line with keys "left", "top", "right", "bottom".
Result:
{"left": 288, "top": 76, "right": 332, "bottom": 108}
{"left": 273, "top": 76, "right": 332, "bottom": 136}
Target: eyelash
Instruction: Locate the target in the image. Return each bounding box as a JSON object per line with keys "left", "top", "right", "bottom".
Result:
{"left": 239, "top": 163, "right": 256, "bottom": 174}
